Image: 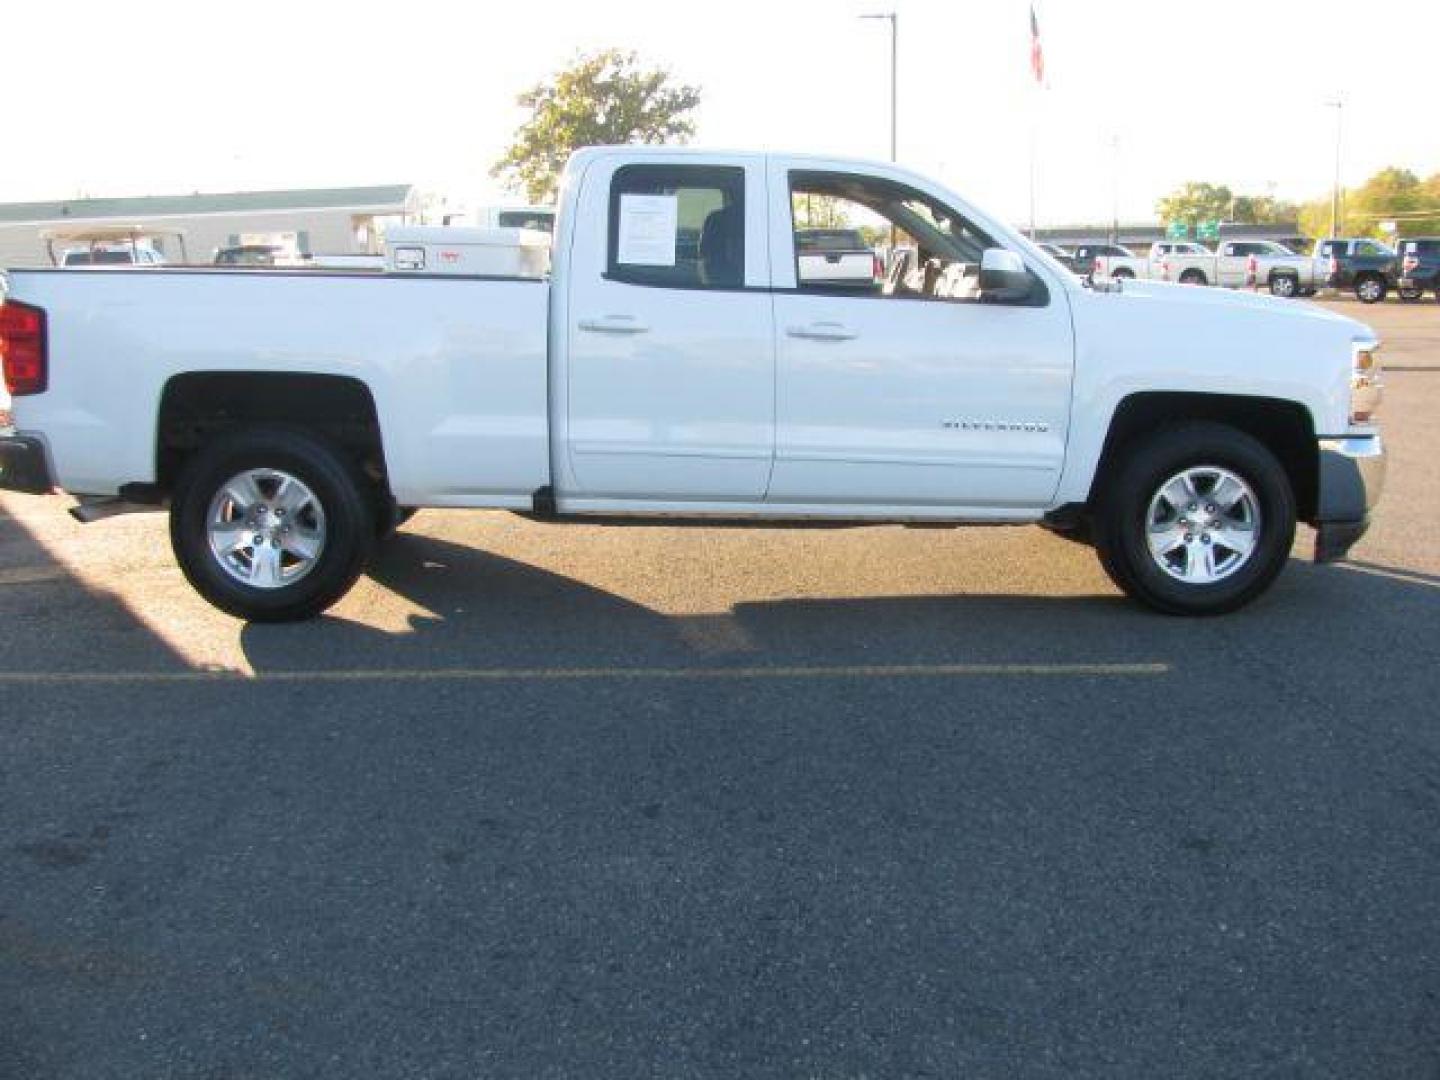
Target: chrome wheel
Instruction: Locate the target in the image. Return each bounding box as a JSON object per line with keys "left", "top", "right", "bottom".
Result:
{"left": 1357, "top": 278, "right": 1383, "bottom": 303}
{"left": 206, "top": 468, "right": 326, "bottom": 588}
{"left": 1270, "top": 276, "right": 1296, "bottom": 297}
{"left": 1145, "top": 466, "right": 1261, "bottom": 585}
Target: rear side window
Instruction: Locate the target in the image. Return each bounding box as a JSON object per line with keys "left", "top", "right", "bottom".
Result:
{"left": 607, "top": 164, "right": 745, "bottom": 289}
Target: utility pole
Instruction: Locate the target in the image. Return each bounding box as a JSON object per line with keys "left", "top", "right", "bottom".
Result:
{"left": 860, "top": 13, "right": 898, "bottom": 161}
{"left": 1110, "top": 135, "right": 1121, "bottom": 245}
{"left": 1324, "top": 100, "right": 1344, "bottom": 237}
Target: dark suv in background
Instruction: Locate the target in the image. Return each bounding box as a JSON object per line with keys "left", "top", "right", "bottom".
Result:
{"left": 1316, "top": 237, "right": 1398, "bottom": 303}
{"left": 1397, "top": 238, "right": 1440, "bottom": 301}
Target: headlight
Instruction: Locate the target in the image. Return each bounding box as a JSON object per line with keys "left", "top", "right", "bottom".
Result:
{"left": 1351, "top": 341, "right": 1383, "bottom": 424}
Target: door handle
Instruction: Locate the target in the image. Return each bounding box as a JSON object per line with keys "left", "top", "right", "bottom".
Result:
{"left": 579, "top": 314, "right": 650, "bottom": 334}
{"left": 786, "top": 321, "right": 858, "bottom": 341}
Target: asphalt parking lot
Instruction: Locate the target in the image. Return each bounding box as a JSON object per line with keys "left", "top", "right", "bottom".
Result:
{"left": 2, "top": 297, "right": 1438, "bottom": 1078}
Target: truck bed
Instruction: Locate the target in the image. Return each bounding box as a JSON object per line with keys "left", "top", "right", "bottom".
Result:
{"left": 1, "top": 267, "right": 551, "bottom": 505}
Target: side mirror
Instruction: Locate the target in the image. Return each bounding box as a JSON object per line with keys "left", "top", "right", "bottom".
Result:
{"left": 978, "top": 248, "right": 1033, "bottom": 302}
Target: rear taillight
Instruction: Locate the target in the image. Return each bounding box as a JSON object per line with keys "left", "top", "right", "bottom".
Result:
{"left": 1329, "top": 255, "right": 1340, "bottom": 277}
{"left": 1093, "top": 257, "right": 1102, "bottom": 274}
{"left": 0, "top": 301, "right": 48, "bottom": 396}
{"left": 873, "top": 252, "right": 884, "bottom": 280}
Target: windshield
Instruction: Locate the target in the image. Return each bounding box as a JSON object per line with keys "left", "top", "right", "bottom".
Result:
{"left": 63, "top": 249, "right": 136, "bottom": 265}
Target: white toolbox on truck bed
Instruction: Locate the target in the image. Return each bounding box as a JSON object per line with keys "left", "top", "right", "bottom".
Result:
{"left": 385, "top": 226, "right": 550, "bottom": 278}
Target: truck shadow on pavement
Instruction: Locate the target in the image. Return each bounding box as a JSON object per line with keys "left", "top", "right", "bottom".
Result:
{"left": 0, "top": 499, "right": 191, "bottom": 675}
{"left": 227, "top": 528, "right": 1440, "bottom": 688}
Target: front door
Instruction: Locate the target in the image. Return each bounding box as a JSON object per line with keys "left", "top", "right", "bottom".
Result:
{"left": 564, "top": 157, "right": 773, "bottom": 502}
{"left": 767, "top": 162, "right": 1075, "bottom": 510}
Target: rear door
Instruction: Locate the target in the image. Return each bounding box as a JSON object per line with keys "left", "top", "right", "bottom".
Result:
{"left": 562, "top": 155, "right": 774, "bottom": 502}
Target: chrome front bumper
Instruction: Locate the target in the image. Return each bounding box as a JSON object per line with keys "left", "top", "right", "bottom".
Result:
{"left": 1313, "top": 435, "right": 1385, "bottom": 563}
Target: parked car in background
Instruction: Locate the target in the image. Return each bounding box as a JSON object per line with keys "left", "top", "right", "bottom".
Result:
{"left": 1092, "top": 242, "right": 1217, "bottom": 284}
{"left": 477, "top": 205, "right": 556, "bottom": 234}
{"left": 795, "top": 228, "right": 881, "bottom": 288}
{"left": 1158, "top": 239, "right": 1321, "bottom": 297}
{"left": 59, "top": 243, "right": 166, "bottom": 267}
{"left": 1316, "top": 238, "right": 1397, "bottom": 304}
{"left": 213, "top": 245, "right": 305, "bottom": 267}
{"left": 1147, "top": 241, "right": 1210, "bottom": 270}
{"left": 1090, "top": 245, "right": 1150, "bottom": 282}
{"left": 1396, "top": 238, "right": 1440, "bottom": 301}
{"left": 1072, "top": 242, "right": 1136, "bottom": 282}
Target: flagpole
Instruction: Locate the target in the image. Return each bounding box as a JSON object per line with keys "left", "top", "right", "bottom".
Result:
{"left": 1027, "top": 3, "right": 1044, "bottom": 239}
{"left": 1029, "top": 110, "right": 1037, "bottom": 239}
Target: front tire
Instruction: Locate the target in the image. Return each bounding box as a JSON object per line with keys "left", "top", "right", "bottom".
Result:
{"left": 1093, "top": 423, "right": 1296, "bottom": 615}
{"left": 170, "top": 427, "right": 375, "bottom": 622}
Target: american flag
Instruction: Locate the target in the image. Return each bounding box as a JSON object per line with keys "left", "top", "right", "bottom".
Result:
{"left": 1030, "top": 5, "right": 1045, "bottom": 84}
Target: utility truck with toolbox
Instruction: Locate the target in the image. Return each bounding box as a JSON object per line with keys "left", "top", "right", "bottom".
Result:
{"left": 0, "top": 147, "right": 1385, "bottom": 620}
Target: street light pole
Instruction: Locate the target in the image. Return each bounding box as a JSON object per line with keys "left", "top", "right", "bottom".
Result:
{"left": 1325, "top": 100, "right": 1344, "bottom": 237}
{"left": 861, "top": 13, "right": 898, "bottom": 161}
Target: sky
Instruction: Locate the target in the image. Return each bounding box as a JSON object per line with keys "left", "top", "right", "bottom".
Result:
{"left": 3, "top": 0, "right": 1436, "bottom": 227}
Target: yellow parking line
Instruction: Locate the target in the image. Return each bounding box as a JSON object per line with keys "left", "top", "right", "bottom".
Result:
{"left": 0, "top": 661, "right": 1168, "bottom": 685}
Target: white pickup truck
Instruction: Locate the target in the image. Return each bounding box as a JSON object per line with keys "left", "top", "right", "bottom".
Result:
{"left": 1157, "top": 239, "right": 1322, "bottom": 298}
{"left": 1091, "top": 242, "right": 1213, "bottom": 284}
{"left": 0, "top": 147, "right": 1385, "bottom": 620}
{"left": 794, "top": 228, "right": 881, "bottom": 289}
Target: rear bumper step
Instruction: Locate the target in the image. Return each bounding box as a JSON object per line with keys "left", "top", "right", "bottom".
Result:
{"left": 0, "top": 434, "right": 53, "bottom": 494}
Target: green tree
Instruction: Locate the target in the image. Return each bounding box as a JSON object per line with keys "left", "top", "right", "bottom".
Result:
{"left": 1230, "top": 194, "right": 1298, "bottom": 225}
{"left": 1297, "top": 167, "right": 1440, "bottom": 239}
{"left": 792, "top": 193, "right": 851, "bottom": 230}
{"left": 492, "top": 49, "right": 701, "bottom": 203}
{"left": 1155, "top": 181, "right": 1233, "bottom": 229}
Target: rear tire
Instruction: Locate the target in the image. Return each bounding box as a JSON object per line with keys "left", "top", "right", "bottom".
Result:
{"left": 170, "top": 427, "right": 375, "bottom": 622}
{"left": 1093, "top": 422, "right": 1295, "bottom": 615}
{"left": 1354, "top": 275, "right": 1386, "bottom": 304}
{"left": 1269, "top": 274, "right": 1298, "bottom": 298}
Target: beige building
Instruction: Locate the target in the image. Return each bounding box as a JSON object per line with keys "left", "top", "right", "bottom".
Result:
{"left": 0, "top": 184, "right": 418, "bottom": 267}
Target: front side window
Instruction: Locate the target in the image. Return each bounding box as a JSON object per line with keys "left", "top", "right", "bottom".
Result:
{"left": 607, "top": 164, "right": 745, "bottom": 289}
{"left": 789, "top": 170, "right": 1006, "bottom": 302}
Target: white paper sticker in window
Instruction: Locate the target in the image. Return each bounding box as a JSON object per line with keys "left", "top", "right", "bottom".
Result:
{"left": 617, "top": 194, "right": 679, "bottom": 267}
